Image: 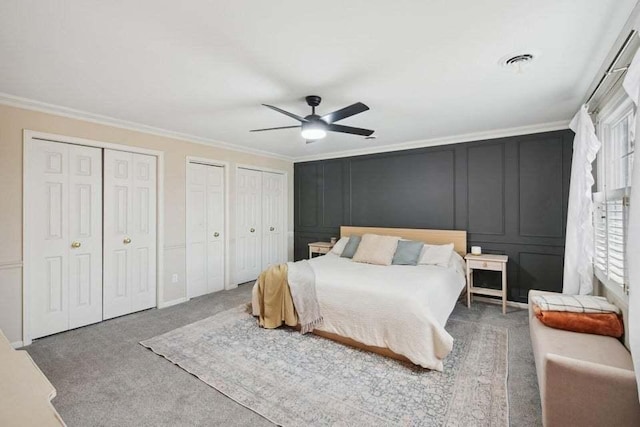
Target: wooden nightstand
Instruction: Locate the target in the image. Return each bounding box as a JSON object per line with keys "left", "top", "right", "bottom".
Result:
{"left": 308, "top": 241, "right": 333, "bottom": 258}
{"left": 465, "top": 254, "right": 509, "bottom": 314}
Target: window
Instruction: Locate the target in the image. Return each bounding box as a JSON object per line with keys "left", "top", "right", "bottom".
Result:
{"left": 594, "top": 89, "right": 635, "bottom": 297}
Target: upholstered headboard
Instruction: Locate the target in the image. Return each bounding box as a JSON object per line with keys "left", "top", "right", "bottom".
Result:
{"left": 339, "top": 226, "right": 467, "bottom": 256}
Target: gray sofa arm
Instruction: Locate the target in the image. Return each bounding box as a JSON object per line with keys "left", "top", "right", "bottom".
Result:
{"left": 543, "top": 353, "right": 640, "bottom": 427}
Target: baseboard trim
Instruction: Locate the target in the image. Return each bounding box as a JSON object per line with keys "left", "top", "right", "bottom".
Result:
{"left": 11, "top": 341, "right": 24, "bottom": 349}
{"left": 473, "top": 295, "right": 528, "bottom": 310}
{"left": 158, "top": 297, "right": 188, "bottom": 309}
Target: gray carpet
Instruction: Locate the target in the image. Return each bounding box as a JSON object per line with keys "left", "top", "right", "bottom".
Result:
{"left": 24, "top": 283, "right": 541, "bottom": 426}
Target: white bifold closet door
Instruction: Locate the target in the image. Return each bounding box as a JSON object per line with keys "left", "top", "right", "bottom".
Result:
{"left": 261, "top": 172, "right": 285, "bottom": 271}
{"left": 236, "top": 168, "right": 263, "bottom": 284}
{"left": 236, "top": 168, "right": 286, "bottom": 284}
{"left": 187, "top": 162, "right": 225, "bottom": 298}
{"left": 28, "top": 140, "right": 103, "bottom": 339}
{"left": 103, "top": 150, "right": 157, "bottom": 320}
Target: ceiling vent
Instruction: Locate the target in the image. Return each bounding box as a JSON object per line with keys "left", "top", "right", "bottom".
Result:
{"left": 504, "top": 54, "right": 533, "bottom": 65}
{"left": 500, "top": 52, "right": 537, "bottom": 73}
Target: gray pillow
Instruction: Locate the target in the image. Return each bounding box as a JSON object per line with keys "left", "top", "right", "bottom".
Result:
{"left": 340, "top": 235, "right": 362, "bottom": 258}
{"left": 392, "top": 240, "right": 424, "bottom": 266}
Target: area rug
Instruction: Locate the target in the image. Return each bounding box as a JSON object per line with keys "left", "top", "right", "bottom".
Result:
{"left": 140, "top": 306, "right": 509, "bottom": 426}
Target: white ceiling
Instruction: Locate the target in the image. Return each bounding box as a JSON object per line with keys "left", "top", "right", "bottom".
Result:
{"left": 0, "top": 0, "right": 636, "bottom": 160}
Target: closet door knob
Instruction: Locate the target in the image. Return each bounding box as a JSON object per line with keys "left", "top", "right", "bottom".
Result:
{"left": 123, "top": 237, "right": 132, "bottom": 244}
{"left": 250, "top": 228, "right": 255, "bottom": 233}
{"left": 71, "top": 241, "right": 81, "bottom": 249}
{"left": 270, "top": 227, "right": 275, "bottom": 231}
{"left": 214, "top": 232, "right": 220, "bottom": 237}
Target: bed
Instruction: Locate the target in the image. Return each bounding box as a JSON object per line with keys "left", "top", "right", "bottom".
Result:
{"left": 252, "top": 226, "right": 467, "bottom": 371}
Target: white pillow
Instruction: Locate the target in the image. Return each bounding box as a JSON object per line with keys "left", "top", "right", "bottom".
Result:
{"left": 447, "top": 251, "right": 466, "bottom": 275}
{"left": 352, "top": 234, "right": 400, "bottom": 266}
{"left": 330, "top": 237, "right": 349, "bottom": 255}
{"left": 419, "top": 243, "right": 455, "bottom": 266}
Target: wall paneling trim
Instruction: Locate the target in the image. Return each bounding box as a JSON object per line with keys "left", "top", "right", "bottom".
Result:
{"left": 294, "top": 130, "right": 573, "bottom": 303}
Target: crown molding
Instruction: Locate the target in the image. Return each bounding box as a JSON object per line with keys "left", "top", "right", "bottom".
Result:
{"left": 0, "top": 92, "right": 294, "bottom": 162}
{"left": 0, "top": 92, "right": 571, "bottom": 164}
{"left": 293, "top": 120, "right": 571, "bottom": 162}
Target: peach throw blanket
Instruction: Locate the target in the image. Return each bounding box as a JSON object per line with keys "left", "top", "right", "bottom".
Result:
{"left": 533, "top": 304, "right": 624, "bottom": 338}
{"left": 256, "top": 264, "right": 298, "bottom": 329}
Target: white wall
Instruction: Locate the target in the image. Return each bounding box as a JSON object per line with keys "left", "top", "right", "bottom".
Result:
{"left": 0, "top": 104, "right": 293, "bottom": 345}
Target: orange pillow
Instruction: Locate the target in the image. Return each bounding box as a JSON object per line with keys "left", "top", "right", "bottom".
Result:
{"left": 533, "top": 304, "right": 624, "bottom": 338}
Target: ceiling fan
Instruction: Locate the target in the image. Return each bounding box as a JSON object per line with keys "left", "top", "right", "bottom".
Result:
{"left": 250, "top": 95, "right": 374, "bottom": 142}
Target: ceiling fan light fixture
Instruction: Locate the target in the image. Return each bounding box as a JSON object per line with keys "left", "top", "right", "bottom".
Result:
{"left": 300, "top": 122, "right": 327, "bottom": 140}
{"left": 250, "top": 96, "right": 374, "bottom": 140}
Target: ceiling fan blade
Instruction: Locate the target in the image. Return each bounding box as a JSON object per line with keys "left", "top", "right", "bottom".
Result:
{"left": 250, "top": 125, "right": 301, "bottom": 132}
{"left": 326, "top": 123, "right": 374, "bottom": 137}
{"left": 321, "top": 102, "right": 369, "bottom": 123}
{"left": 262, "top": 104, "right": 308, "bottom": 122}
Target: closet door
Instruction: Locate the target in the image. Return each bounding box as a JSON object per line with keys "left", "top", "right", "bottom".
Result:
{"left": 28, "top": 140, "right": 103, "bottom": 339}
{"left": 28, "top": 141, "right": 70, "bottom": 338}
{"left": 187, "top": 163, "right": 225, "bottom": 298}
{"left": 236, "top": 168, "right": 262, "bottom": 284}
{"left": 103, "top": 150, "right": 156, "bottom": 319}
{"left": 186, "top": 163, "right": 208, "bottom": 298}
{"left": 188, "top": 163, "right": 224, "bottom": 298}
{"left": 261, "top": 172, "right": 285, "bottom": 270}
{"left": 130, "top": 154, "right": 157, "bottom": 312}
{"left": 206, "top": 165, "right": 225, "bottom": 293}
{"left": 103, "top": 150, "right": 134, "bottom": 319}
{"left": 68, "top": 144, "right": 103, "bottom": 329}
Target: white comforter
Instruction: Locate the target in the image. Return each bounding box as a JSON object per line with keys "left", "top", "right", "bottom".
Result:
{"left": 253, "top": 253, "right": 466, "bottom": 371}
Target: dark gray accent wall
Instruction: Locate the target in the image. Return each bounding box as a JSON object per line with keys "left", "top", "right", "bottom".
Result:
{"left": 294, "top": 129, "right": 574, "bottom": 303}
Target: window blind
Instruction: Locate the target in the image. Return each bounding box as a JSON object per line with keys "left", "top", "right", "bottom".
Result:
{"left": 593, "top": 191, "right": 629, "bottom": 293}
{"left": 594, "top": 200, "right": 608, "bottom": 273}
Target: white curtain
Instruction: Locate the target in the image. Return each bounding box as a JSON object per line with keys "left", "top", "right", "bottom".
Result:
{"left": 562, "top": 105, "right": 601, "bottom": 295}
{"left": 623, "top": 41, "right": 640, "bottom": 402}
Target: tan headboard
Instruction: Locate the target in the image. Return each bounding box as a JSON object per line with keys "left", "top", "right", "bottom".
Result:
{"left": 340, "top": 226, "right": 467, "bottom": 256}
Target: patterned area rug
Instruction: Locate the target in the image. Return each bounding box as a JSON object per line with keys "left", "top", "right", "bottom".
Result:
{"left": 141, "top": 306, "right": 508, "bottom": 426}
